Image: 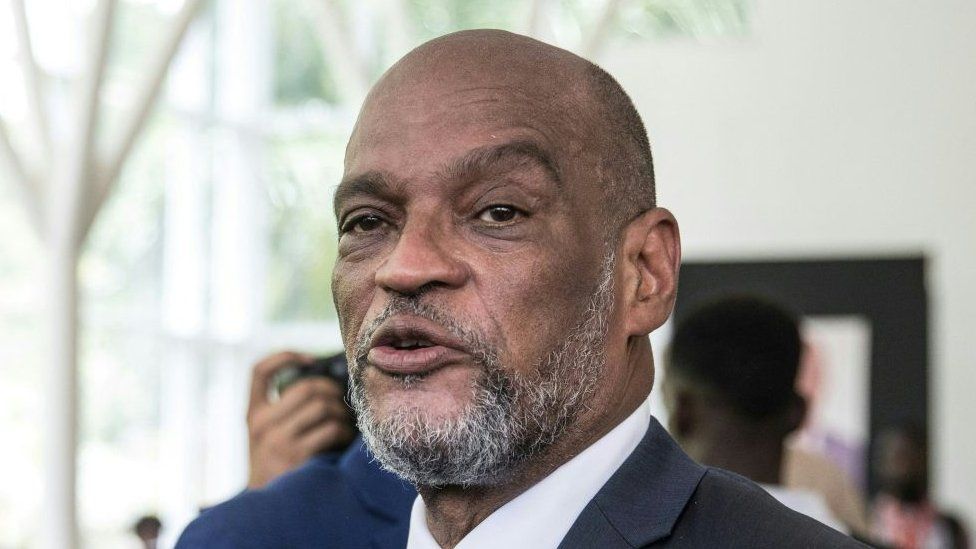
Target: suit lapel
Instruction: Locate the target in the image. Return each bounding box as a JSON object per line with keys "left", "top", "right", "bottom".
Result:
{"left": 558, "top": 418, "right": 706, "bottom": 548}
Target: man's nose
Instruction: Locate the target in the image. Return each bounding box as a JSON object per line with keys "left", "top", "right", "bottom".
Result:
{"left": 374, "top": 222, "right": 467, "bottom": 295}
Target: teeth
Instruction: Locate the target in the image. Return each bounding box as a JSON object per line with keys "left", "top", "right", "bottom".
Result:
{"left": 393, "top": 339, "right": 432, "bottom": 349}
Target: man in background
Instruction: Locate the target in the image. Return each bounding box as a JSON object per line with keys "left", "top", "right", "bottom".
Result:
{"left": 872, "top": 424, "right": 970, "bottom": 549}
{"left": 245, "top": 351, "right": 356, "bottom": 488}
{"left": 662, "top": 296, "right": 848, "bottom": 532}
{"left": 132, "top": 515, "right": 162, "bottom": 549}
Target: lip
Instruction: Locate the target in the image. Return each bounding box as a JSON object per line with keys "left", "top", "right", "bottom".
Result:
{"left": 366, "top": 315, "right": 471, "bottom": 376}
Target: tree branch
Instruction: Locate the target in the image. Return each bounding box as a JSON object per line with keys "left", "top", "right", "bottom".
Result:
{"left": 527, "top": 0, "right": 550, "bottom": 39}
{"left": 0, "top": 118, "right": 43, "bottom": 235}
{"left": 378, "top": 0, "right": 416, "bottom": 65}
{"left": 66, "top": 0, "right": 116, "bottom": 245}
{"left": 581, "top": 0, "right": 627, "bottom": 58}
{"left": 10, "top": 0, "right": 52, "bottom": 168}
{"left": 83, "top": 0, "right": 206, "bottom": 239}
{"left": 311, "top": 0, "right": 371, "bottom": 107}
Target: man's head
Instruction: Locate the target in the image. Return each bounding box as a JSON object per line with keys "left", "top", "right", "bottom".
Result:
{"left": 133, "top": 515, "right": 161, "bottom": 543}
{"left": 332, "top": 30, "right": 680, "bottom": 488}
{"left": 663, "top": 296, "right": 806, "bottom": 456}
{"left": 874, "top": 424, "right": 929, "bottom": 503}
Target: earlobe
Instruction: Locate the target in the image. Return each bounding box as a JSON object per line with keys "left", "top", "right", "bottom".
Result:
{"left": 621, "top": 207, "right": 681, "bottom": 336}
{"left": 784, "top": 393, "right": 808, "bottom": 434}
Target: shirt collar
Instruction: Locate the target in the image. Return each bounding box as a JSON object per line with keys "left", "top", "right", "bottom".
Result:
{"left": 407, "top": 401, "right": 652, "bottom": 549}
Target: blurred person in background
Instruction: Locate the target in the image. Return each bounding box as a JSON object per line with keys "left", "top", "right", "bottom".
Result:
{"left": 662, "top": 296, "right": 855, "bottom": 534}
{"left": 872, "top": 424, "right": 970, "bottom": 549}
{"left": 944, "top": 515, "right": 972, "bottom": 549}
{"left": 132, "top": 515, "right": 161, "bottom": 549}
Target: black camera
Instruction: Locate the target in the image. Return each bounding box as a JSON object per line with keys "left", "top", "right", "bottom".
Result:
{"left": 270, "top": 352, "right": 350, "bottom": 401}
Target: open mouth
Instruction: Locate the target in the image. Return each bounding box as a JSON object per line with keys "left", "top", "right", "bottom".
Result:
{"left": 390, "top": 338, "right": 434, "bottom": 351}
{"left": 367, "top": 316, "right": 470, "bottom": 376}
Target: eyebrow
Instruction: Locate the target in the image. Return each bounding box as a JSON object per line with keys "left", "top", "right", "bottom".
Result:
{"left": 333, "top": 171, "right": 396, "bottom": 219}
{"left": 333, "top": 139, "right": 561, "bottom": 218}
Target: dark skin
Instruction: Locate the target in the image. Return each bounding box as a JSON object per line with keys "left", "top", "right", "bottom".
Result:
{"left": 332, "top": 30, "right": 680, "bottom": 548}
{"left": 662, "top": 373, "right": 805, "bottom": 485}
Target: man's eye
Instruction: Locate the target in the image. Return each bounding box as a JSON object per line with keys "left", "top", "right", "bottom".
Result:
{"left": 343, "top": 214, "right": 385, "bottom": 233}
{"left": 478, "top": 205, "right": 520, "bottom": 224}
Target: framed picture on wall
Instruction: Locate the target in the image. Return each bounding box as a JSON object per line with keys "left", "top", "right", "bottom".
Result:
{"left": 674, "top": 256, "right": 928, "bottom": 496}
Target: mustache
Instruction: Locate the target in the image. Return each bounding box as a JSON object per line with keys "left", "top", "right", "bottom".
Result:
{"left": 353, "top": 295, "right": 499, "bottom": 369}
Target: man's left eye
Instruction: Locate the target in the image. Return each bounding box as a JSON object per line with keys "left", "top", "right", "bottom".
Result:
{"left": 478, "top": 205, "right": 520, "bottom": 224}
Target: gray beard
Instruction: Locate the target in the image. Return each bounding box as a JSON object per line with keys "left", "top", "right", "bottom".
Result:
{"left": 348, "top": 251, "right": 615, "bottom": 488}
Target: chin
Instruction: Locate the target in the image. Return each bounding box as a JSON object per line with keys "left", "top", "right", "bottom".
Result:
{"left": 364, "top": 365, "right": 479, "bottom": 422}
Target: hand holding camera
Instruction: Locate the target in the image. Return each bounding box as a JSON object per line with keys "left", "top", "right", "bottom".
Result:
{"left": 246, "top": 351, "right": 358, "bottom": 489}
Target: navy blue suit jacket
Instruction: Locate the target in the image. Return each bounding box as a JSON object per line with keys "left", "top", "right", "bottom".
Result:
{"left": 177, "top": 418, "right": 864, "bottom": 548}
{"left": 176, "top": 440, "right": 415, "bottom": 548}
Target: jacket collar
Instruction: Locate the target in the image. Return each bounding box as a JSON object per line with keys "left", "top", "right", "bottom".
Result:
{"left": 559, "top": 417, "right": 706, "bottom": 548}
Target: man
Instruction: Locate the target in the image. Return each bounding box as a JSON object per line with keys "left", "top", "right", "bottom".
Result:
{"left": 133, "top": 515, "right": 162, "bottom": 549}
{"left": 661, "top": 296, "right": 847, "bottom": 532}
{"left": 179, "top": 29, "right": 863, "bottom": 548}
{"left": 245, "top": 351, "right": 357, "bottom": 489}
{"left": 871, "top": 424, "right": 967, "bottom": 548}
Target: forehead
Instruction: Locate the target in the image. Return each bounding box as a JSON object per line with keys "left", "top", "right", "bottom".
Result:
{"left": 347, "top": 81, "right": 587, "bottom": 179}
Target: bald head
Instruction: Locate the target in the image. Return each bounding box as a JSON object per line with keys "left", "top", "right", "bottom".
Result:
{"left": 347, "top": 29, "right": 655, "bottom": 237}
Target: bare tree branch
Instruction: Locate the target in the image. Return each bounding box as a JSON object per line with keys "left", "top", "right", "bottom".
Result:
{"left": 581, "top": 0, "right": 627, "bottom": 58}
{"left": 10, "top": 0, "right": 52, "bottom": 168}
{"left": 527, "top": 0, "right": 550, "bottom": 39}
{"left": 83, "top": 0, "right": 207, "bottom": 239}
{"left": 0, "top": 118, "right": 43, "bottom": 235}
{"left": 311, "top": 0, "right": 371, "bottom": 106}
{"left": 378, "top": 0, "right": 416, "bottom": 65}
{"left": 64, "top": 0, "right": 116, "bottom": 245}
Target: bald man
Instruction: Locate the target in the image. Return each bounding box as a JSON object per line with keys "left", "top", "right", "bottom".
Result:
{"left": 177, "top": 30, "right": 864, "bottom": 548}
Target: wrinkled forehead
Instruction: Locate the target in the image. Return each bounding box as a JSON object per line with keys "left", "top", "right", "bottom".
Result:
{"left": 373, "top": 29, "right": 587, "bottom": 103}
{"left": 344, "top": 32, "right": 599, "bottom": 179}
{"left": 350, "top": 87, "right": 580, "bottom": 164}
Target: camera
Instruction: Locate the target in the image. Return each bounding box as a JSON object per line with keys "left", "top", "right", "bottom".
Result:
{"left": 270, "top": 352, "right": 350, "bottom": 401}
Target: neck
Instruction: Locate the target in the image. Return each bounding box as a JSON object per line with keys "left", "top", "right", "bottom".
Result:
{"left": 419, "top": 341, "right": 654, "bottom": 548}
{"left": 686, "top": 421, "right": 785, "bottom": 485}
{"left": 417, "top": 447, "right": 569, "bottom": 549}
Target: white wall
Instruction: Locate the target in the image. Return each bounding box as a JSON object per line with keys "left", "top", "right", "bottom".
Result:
{"left": 604, "top": 0, "right": 976, "bottom": 525}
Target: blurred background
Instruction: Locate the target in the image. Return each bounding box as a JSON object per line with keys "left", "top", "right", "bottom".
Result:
{"left": 0, "top": 0, "right": 973, "bottom": 547}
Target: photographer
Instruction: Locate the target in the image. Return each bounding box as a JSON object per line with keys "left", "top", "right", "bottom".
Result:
{"left": 245, "top": 351, "right": 357, "bottom": 488}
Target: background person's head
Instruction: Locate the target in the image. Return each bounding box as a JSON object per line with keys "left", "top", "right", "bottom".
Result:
{"left": 663, "top": 295, "right": 805, "bottom": 483}
{"left": 332, "top": 29, "right": 680, "bottom": 489}
{"left": 874, "top": 423, "right": 929, "bottom": 504}
{"left": 132, "top": 515, "right": 161, "bottom": 547}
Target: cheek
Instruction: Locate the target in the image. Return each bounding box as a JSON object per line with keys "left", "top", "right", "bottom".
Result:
{"left": 480, "top": 250, "right": 600, "bottom": 369}
{"left": 332, "top": 260, "right": 375, "bottom": 348}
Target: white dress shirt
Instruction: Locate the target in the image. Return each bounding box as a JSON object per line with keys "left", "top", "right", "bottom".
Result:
{"left": 406, "top": 401, "right": 652, "bottom": 549}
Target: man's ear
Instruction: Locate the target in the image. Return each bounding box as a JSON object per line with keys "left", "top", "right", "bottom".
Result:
{"left": 619, "top": 207, "right": 681, "bottom": 337}
{"left": 783, "top": 393, "right": 808, "bottom": 435}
